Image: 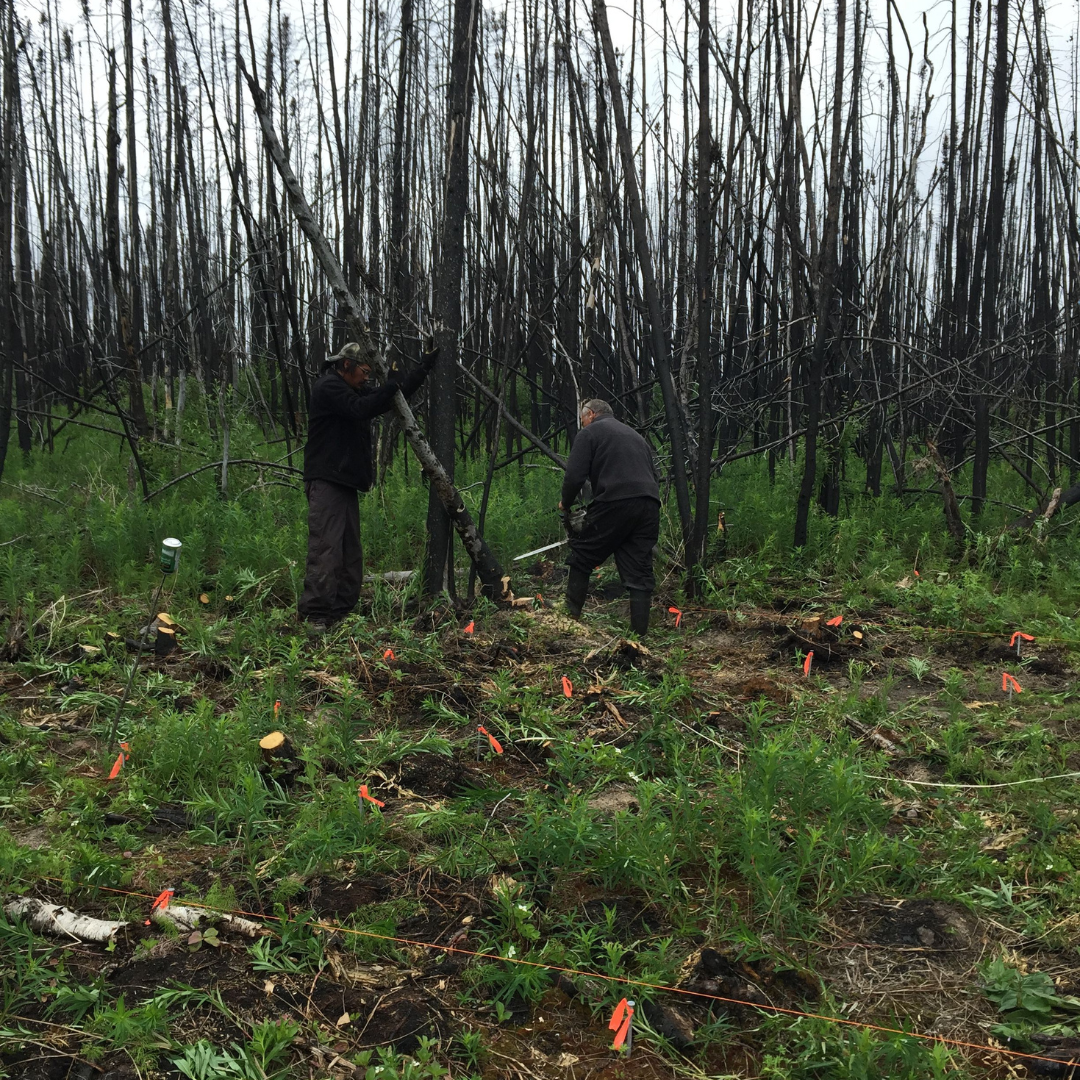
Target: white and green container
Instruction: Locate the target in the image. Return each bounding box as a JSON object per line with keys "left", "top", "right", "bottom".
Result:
{"left": 159, "top": 538, "right": 182, "bottom": 574}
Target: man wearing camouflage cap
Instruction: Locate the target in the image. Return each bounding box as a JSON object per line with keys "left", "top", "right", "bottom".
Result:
{"left": 298, "top": 338, "right": 437, "bottom": 630}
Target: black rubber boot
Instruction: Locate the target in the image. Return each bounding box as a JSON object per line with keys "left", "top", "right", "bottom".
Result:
{"left": 564, "top": 568, "right": 590, "bottom": 618}
{"left": 628, "top": 589, "right": 651, "bottom": 636}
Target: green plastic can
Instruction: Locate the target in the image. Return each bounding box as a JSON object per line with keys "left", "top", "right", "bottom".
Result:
{"left": 160, "top": 538, "right": 182, "bottom": 574}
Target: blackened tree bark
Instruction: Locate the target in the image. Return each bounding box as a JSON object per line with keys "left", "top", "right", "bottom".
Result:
{"left": 973, "top": 0, "right": 1010, "bottom": 515}
{"left": 0, "top": 0, "right": 19, "bottom": 484}
{"left": 689, "top": 0, "right": 713, "bottom": 586}
{"left": 593, "top": 0, "right": 694, "bottom": 558}
{"left": 793, "top": 0, "right": 846, "bottom": 548}
{"left": 424, "top": 0, "right": 480, "bottom": 595}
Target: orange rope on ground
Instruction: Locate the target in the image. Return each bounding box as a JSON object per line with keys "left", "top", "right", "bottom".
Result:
{"left": 41, "top": 878, "right": 1075, "bottom": 1072}
{"left": 679, "top": 603, "right": 1080, "bottom": 646}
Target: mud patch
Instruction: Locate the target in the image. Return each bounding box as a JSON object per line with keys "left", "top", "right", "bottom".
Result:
{"left": 859, "top": 898, "right": 976, "bottom": 952}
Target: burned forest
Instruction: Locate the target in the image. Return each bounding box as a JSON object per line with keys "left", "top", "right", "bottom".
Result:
{"left": 3, "top": 0, "right": 1080, "bottom": 1076}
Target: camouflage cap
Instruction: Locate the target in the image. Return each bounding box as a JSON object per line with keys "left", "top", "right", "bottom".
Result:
{"left": 328, "top": 339, "right": 378, "bottom": 367}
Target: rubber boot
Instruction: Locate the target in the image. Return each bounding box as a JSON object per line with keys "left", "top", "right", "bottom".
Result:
{"left": 628, "top": 589, "right": 652, "bottom": 636}
{"left": 564, "top": 568, "right": 590, "bottom": 619}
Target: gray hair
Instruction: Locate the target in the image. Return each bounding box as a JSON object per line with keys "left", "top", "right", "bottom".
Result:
{"left": 581, "top": 399, "right": 613, "bottom": 418}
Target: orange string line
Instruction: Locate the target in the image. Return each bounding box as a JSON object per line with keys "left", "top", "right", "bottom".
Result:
{"left": 678, "top": 604, "right": 1078, "bottom": 646}
{"left": 42, "top": 879, "right": 1074, "bottom": 1071}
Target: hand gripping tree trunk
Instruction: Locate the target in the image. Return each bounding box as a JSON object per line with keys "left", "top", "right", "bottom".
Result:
{"left": 239, "top": 57, "right": 506, "bottom": 598}
{"left": 592, "top": 0, "right": 694, "bottom": 560}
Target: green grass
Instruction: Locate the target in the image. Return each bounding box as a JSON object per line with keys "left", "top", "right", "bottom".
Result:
{"left": 2, "top": 396, "right": 1080, "bottom": 1076}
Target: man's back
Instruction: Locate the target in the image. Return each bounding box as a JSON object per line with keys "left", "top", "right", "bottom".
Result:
{"left": 561, "top": 415, "right": 660, "bottom": 506}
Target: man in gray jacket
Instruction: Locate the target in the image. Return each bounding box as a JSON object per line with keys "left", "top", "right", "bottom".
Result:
{"left": 558, "top": 399, "right": 660, "bottom": 634}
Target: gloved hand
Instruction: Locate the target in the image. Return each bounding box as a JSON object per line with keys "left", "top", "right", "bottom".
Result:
{"left": 421, "top": 339, "right": 440, "bottom": 371}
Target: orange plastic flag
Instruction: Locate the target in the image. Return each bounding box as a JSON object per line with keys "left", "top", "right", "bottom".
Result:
{"left": 358, "top": 784, "right": 386, "bottom": 808}
{"left": 274, "top": 700, "right": 280, "bottom": 718}
{"left": 827, "top": 615, "right": 843, "bottom": 627}
{"left": 107, "top": 742, "right": 130, "bottom": 780}
{"left": 463, "top": 621, "right": 475, "bottom": 634}
{"left": 609, "top": 998, "right": 629, "bottom": 1031}
{"left": 1002, "top": 672, "right": 1022, "bottom": 694}
{"left": 1009, "top": 631, "right": 1034, "bottom": 648}
{"left": 668, "top": 606, "right": 683, "bottom": 628}
{"left": 803, "top": 651, "right": 814, "bottom": 677}
{"left": 562, "top": 676, "right": 573, "bottom": 698}
{"left": 145, "top": 888, "right": 174, "bottom": 924}
{"left": 609, "top": 998, "right": 634, "bottom": 1049}
{"left": 383, "top": 648, "right": 395, "bottom": 661}
{"left": 914, "top": 569, "right": 920, "bottom": 578}
{"left": 477, "top": 725, "right": 504, "bottom": 754}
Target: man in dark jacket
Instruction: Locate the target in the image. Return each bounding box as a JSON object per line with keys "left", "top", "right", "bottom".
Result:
{"left": 558, "top": 399, "right": 660, "bottom": 635}
{"left": 298, "top": 339, "right": 435, "bottom": 630}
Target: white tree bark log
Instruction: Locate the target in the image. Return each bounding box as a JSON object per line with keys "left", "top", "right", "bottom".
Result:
{"left": 5, "top": 897, "right": 127, "bottom": 943}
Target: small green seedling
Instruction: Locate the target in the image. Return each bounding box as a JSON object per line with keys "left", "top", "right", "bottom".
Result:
{"left": 187, "top": 927, "right": 221, "bottom": 952}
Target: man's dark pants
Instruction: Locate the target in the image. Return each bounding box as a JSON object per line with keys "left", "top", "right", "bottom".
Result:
{"left": 298, "top": 479, "right": 364, "bottom": 622}
{"left": 567, "top": 496, "right": 660, "bottom": 590}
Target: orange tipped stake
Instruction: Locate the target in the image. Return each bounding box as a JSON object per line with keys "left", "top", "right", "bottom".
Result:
{"left": 145, "top": 888, "right": 174, "bottom": 925}
{"left": 274, "top": 700, "right": 281, "bottom": 718}
{"left": 609, "top": 998, "right": 634, "bottom": 1052}
{"left": 358, "top": 784, "right": 385, "bottom": 809}
{"left": 562, "top": 676, "right": 573, "bottom": 698}
{"left": 383, "top": 648, "right": 395, "bottom": 661}
{"left": 826, "top": 615, "right": 843, "bottom": 627}
{"left": 478, "top": 725, "right": 504, "bottom": 754}
{"left": 668, "top": 606, "right": 683, "bottom": 628}
{"left": 1009, "top": 631, "right": 1034, "bottom": 657}
{"left": 803, "top": 651, "right": 814, "bottom": 677}
{"left": 463, "top": 621, "right": 475, "bottom": 634}
{"left": 1002, "top": 672, "right": 1022, "bottom": 697}
{"left": 914, "top": 569, "right": 920, "bottom": 578}
{"left": 107, "top": 742, "right": 130, "bottom": 780}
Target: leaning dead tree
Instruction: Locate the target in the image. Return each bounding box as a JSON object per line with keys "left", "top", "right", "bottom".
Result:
{"left": 238, "top": 51, "right": 507, "bottom": 598}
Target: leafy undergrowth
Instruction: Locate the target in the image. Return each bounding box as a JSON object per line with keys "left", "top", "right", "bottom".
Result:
{"left": 2, "top": 566, "right": 1080, "bottom": 1080}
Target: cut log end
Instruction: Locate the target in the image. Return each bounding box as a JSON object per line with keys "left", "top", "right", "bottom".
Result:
{"left": 259, "top": 730, "right": 294, "bottom": 765}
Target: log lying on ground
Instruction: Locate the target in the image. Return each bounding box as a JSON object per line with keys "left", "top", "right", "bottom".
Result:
{"left": 1008, "top": 483, "right": 1079, "bottom": 532}
{"left": 5, "top": 897, "right": 127, "bottom": 943}
{"left": 239, "top": 57, "right": 507, "bottom": 599}
{"left": 152, "top": 903, "right": 262, "bottom": 937}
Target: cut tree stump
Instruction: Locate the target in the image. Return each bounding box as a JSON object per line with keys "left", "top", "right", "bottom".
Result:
{"left": 259, "top": 731, "right": 294, "bottom": 765}
{"left": 155, "top": 626, "right": 177, "bottom": 657}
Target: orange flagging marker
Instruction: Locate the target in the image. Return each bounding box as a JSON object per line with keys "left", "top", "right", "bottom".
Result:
{"left": 668, "top": 606, "right": 683, "bottom": 628}
{"left": 827, "top": 615, "right": 843, "bottom": 627}
{"left": 383, "top": 648, "right": 395, "bottom": 661}
{"left": 463, "top": 621, "right": 475, "bottom": 634}
{"left": 274, "top": 700, "right": 280, "bottom": 718}
{"left": 1002, "top": 672, "right": 1022, "bottom": 695}
{"left": 477, "top": 725, "right": 503, "bottom": 754}
{"left": 107, "top": 742, "right": 131, "bottom": 780}
{"left": 562, "top": 676, "right": 573, "bottom": 698}
{"left": 145, "top": 888, "right": 174, "bottom": 925}
{"left": 803, "top": 651, "right": 814, "bottom": 677}
{"left": 609, "top": 997, "right": 634, "bottom": 1050}
{"left": 358, "top": 784, "right": 385, "bottom": 808}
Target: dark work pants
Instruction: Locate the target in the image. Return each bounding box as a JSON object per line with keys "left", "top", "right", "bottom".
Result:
{"left": 297, "top": 479, "right": 364, "bottom": 621}
{"left": 567, "top": 496, "right": 660, "bottom": 591}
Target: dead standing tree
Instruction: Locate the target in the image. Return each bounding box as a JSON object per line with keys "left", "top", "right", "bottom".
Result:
{"left": 425, "top": 0, "right": 480, "bottom": 596}
{"left": 237, "top": 51, "right": 508, "bottom": 599}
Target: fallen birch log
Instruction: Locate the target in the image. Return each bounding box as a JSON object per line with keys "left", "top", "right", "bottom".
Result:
{"left": 152, "top": 904, "right": 262, "bottom": 938}
{"left": 5, "top": 897, "right": 127, "bottom": 943}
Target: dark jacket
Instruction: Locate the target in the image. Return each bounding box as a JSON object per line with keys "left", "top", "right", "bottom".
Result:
{"left": 561, "top": 415, "right": 660, "bottom": 507}
{"left": 303, "top": 362, "right": 427, "bottom": 491}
